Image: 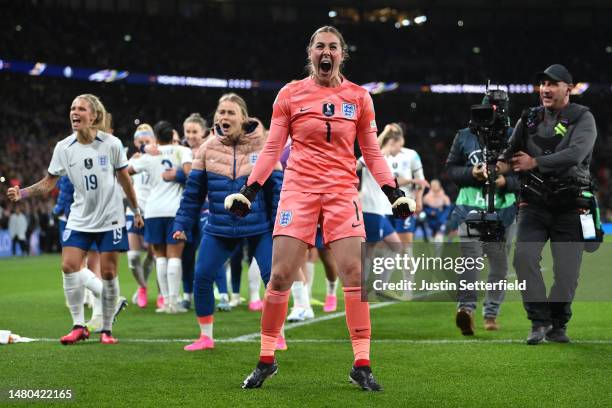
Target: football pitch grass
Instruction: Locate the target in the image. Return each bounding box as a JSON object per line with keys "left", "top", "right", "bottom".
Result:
{"left": 1, "top": 254, "right": 612, "bottom": 407}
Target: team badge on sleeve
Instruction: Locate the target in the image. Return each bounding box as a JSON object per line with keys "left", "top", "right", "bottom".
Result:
{"left": 323, "top": 103, "right": 335, "bottom": 117}
{"left": 342, "top": 103, "right": 356, "bottom": 119}
{"left": 278, "top": 210, "right": 293, "bottom": 227}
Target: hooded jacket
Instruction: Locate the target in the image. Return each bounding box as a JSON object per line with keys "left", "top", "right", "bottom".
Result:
{"left": 174, "top": 120, "right": 283, "bottom": 239}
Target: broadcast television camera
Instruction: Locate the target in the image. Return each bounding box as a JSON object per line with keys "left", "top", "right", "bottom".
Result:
{"left": 465, "top": 86, "right": 510, "bottom": 242}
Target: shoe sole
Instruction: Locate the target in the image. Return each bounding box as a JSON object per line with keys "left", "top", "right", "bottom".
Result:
{"left": 242, "top": 367, "right": 278, "bottom": 389}
{"left": 526, "top": 338, "right": 545, "bottom": 345}
{"left": 456, "top": 311, "right": 474, "bottom": 336}
{"left": 348, "top": 375, "right": 382, "bottom": 392}
{"left": 113, "top": 298, "right": 128, "bottom": 323}
{"left": 60, "top": 336, "right": 88, "bottom": 345}
{"left": 60, "top": 331, "right": 89, "bottom": 345}
{"left": 545, "top": 337, "right": 570, "bottom": 343}
{"left": 184, "top": 344, "right": 214, "bottom": 351}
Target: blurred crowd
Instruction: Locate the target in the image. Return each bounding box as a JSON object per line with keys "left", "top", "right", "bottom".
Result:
{"left": 1, "top": 1, "right": 611, "bottom": 253}
{"left": 3, "top": 3, "right": 612, "bottom": 84}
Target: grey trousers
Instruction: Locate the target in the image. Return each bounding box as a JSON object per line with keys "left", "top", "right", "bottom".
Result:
{"left": 513, "top": 204, "right": 583, "bottom": 329}
{"left": 457, "top": 222, "right": 516, "bottom": 318}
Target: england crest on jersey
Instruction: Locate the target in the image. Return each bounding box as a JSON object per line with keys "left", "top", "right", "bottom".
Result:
{"left": 278, "top": 210, "right": 292, "bottom": 227}
{"left": 342, "top": 103, "right": 356, "bottom": 119}
{"left": 249, "top": 153, "right": 259, "bottom": 164}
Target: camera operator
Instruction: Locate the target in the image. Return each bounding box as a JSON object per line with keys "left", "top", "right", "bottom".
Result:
{"left": 501, "top": 64, "right": 599, "bottom": 345}
{"left": 446, "top": 91, "right": 519, "bottom": 336}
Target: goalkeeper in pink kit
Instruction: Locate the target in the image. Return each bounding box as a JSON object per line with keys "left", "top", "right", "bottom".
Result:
{"left": 225, "top": 26, "right": 415, "bottom": 391}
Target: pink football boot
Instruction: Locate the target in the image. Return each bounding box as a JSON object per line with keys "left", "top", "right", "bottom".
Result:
{"left": 60, "top": 326, "right": 90, "bottom": 345}
{"left": 184, "top": 335, "right": 214, "bottom": 351}
{"left": 323, "top": 295, "right": 337, "bottom": 313}
{"left": 100, "top": 332, "right": 119, "bottom": 344}
{"left": 137, "top": 287, "right": 148, "bottom": 308}
{"left": 248, "top": 300, "right": 263, "bottom": 312}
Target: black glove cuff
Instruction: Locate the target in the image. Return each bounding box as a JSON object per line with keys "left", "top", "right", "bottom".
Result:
{"left": 240, "top": 182, "right": 262, "bottom": 202}
{"left": 381, "top": 180, "right": 405, "bottom": 204}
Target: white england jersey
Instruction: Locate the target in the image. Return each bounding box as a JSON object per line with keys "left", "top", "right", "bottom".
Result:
{"left": 130, "top": 144, "right": 192, "bottom": 219}
{"left": 391, "top": 148, "right": 424, "bottom": 200}
{"left": 126, "top": 155, "right": 152, "bottom": 216}
{"left": 48, "top": 132, "right": 128, "bottom": 232}
{"left": 359, "top": 156, "right": 393, "bottom": 216}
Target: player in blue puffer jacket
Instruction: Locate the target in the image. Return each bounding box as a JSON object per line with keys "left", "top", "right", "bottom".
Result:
{"left": 173, "top": 93, "right": 283, "bottom": 351}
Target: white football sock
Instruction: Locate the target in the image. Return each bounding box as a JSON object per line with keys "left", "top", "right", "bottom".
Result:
{"left": 402, "top": 246, "right": 414, "bottom": 282}
{"left": 102, "top": 277, "right": 119, "bottom": 332}
{"left": 143, "top": 252, "right": 154, "bottom": 283}
{"left": 127, "top": 250, "right": 146, "bottom": 287}
{"left": 156, "top": 257, "right": 168, "bottom": 303}
{"left": 326, "top": 278, "right": 338, "bottom": 297}
{"left": 302, "top": 283, "right": 311, "bottom": 309}
{"left": 167, "top": 257, "right": 182, "bottom": 306}
{"left": 291, "top": 281, "right": 306, "bottom": 308}
{"left": 248, "top": 258, "right": 261, "bottom": 303}
{"left": 81, "top": 268, "right": 102, "bottom": 317}
{"left": 199, "top": 320, "right": 213, "bottom": 338}
{"left": 305, "top": 261, "right": 315, "bottom": 298}
{"left": 63, "top": 271, "right": 85, "bottom": 327}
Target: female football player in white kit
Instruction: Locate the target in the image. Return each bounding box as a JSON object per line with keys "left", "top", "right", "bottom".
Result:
{"left": 7, "top": 94, "right": 143, "bottom": 345}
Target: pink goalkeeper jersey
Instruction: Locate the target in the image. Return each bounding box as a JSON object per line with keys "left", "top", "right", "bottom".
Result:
{"left": 248, "top": 77, "right": 394, "bottom": 193}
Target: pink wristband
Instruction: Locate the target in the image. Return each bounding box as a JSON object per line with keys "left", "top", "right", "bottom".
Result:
{"left": 20, "top": 189, "right": 29, "bottom": 199}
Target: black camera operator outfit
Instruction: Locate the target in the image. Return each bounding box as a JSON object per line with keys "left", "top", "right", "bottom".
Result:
{"left": 506, "top": 78, "right": 598, "bottom": 344}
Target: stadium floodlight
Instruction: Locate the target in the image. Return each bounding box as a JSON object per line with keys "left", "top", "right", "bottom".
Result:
{"left": 328, "top": 10, "right": 337, "bottom": 18}
{"left": 414, "top": 15, "right": 427, "bottom": 24}
{"left": 402, "top": 19, "right": 411, "bottom": 26}
{"left": 606, "top": 46, "right": 612, "bottom": 53}
{"left": 394, "top": 22, "right": 401, "bottom": 29}
{"left": 124, "top": 34, "right": 132, "bottom": 42}
{"left": 458, "top": 20, "right": 464, "bottom": 27}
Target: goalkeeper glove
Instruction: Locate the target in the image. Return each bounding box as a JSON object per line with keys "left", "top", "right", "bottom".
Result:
{"left": 224, "top": 182, "right": 261, "bottom": 217}
{"left": 381, "top": 181, "right": 416, "bottom": 219}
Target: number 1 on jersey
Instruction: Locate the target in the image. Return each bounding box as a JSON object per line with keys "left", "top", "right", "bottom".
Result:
{"left": 326, "top": 122, "right": 331, "bottom": 143}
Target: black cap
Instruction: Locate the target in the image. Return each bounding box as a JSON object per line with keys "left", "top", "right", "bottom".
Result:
{"left": 535, "top": 64, "right": 573, "bottom": 84}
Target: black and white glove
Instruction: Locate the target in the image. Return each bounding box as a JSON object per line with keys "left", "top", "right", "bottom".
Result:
{"left": 224, "top": 182, "right": 261, "bottom": 217}
{"left": 381, "top": 181, "right": 416, "bottom": 219}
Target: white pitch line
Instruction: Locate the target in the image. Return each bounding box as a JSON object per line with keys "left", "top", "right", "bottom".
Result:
{"left": 227, "top": 301, "right": 393, "bottom": 342}
{"left": 31, "top": 337, "right": 612, "bottom": 345}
